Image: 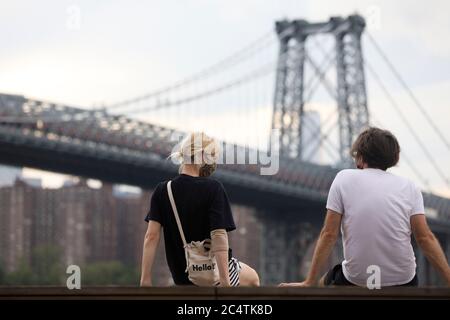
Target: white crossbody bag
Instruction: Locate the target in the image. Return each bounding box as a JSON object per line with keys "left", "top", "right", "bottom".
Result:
{"left": 167, "top": 181, "right": 220, "bottom": 286}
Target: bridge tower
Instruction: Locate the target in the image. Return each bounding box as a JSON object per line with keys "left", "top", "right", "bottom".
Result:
{"left": 272, "top": 15, "right": 369, "bottom": 165}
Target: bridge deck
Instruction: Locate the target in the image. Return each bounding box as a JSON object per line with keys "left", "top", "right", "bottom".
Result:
{"left": 1, "top": 286, "right": 449, "bottom": 300}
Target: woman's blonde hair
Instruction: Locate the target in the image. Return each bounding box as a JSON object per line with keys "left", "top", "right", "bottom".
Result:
{"left": 170, "top": 132, "right": 219, "bottom": 177}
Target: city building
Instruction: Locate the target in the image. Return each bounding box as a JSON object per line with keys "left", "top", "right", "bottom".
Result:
{"left": 0, "top": 165, "right": 22, "bottom": 187}
{"left": 0, "top": 180, "right": 33, "bottom": 272}
{"left": 0, "top": 177, "right": 174, "bottom": 284}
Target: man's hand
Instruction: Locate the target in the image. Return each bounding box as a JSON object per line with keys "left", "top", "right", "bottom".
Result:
{"left": 278, "top": 280, "right": 315, "bottom": 287}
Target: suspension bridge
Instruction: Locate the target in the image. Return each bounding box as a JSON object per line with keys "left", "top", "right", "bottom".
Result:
{"left": 1, "top": 15, "right": 450, "bottom": 285}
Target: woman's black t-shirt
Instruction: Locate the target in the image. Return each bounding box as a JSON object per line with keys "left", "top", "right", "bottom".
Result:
{"left": 145, "top": 174, "right": 236, "bottom": 285}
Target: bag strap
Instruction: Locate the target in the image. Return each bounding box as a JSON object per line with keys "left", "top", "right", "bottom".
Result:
{"left": 167, "top": 181, "right": 187, "bottom": 247}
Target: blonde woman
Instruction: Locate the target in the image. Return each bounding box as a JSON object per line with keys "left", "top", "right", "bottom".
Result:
{"left": 140, "top": 132, "right": 260, "bottom": 287}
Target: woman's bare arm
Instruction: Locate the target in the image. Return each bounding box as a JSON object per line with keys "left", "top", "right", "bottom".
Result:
{"left": 140, "top": 221, "right": 162, "bottom": 286}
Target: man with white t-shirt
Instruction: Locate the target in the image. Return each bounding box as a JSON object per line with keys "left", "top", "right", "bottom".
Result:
{"left": 280, "top": 127, "right": 450, "bottom": 288}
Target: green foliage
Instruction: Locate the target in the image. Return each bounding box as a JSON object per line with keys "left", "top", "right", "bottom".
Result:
{"left": 1, "top": 244, "right": 139, "bottom": 286}
{"left": 82, "top": 261, "right": 139, "bottom": 285}
{"left": 0, "top": 261, "right": 5, "bottom": 284}
{"left": 4, "top": 260, "right": 34, "bottom": 285}
{"left": 31, "top": 245, "right": 65, "bottom": 285}
{"left": 1, "top": 245, "right": 64, "bottom": 285}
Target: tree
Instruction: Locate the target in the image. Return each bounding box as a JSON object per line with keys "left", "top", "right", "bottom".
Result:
{"left": 31, "top": 245, "right": 64, "bottom": 285}
{"left": 0, "top": 262, "right": 5, "bottom": 285}
{"left": 3, "top": 245, "right": 63, "bottom": 286}
{"left": 82, "top": 261, "right": 139, "bottom": 285}
{"left": 5, "top": 260, "right": 34, "bottom": 285}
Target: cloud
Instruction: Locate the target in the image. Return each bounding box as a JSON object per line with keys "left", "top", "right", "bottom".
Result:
{"left": 369, "top": 79, "right": 450, "bottom": 196}
{"left": 0, "top": 44, "right": 177, "bottom": 107}
{"left": 302, "top": 0, "right": 450, "bottom": 57}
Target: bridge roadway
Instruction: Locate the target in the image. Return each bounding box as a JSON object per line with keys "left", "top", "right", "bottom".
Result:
{"left": 1, "top": 93, "right": 449, "bottom": 223}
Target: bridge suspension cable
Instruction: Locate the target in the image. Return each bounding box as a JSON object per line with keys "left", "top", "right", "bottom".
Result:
{"left": 308, "top": 30, "right": 447, "bottom": 185}
{"left": 107, "top": 31, "right": 276, "bottom": 111}
{"left": 122, "top": 62, "right": 275, "bottom": 115}
{"left": 0, "top": 63, "right": 276, "bottom": 128}
{"left": 0, "top": 29, "right": 287, "bottom": 126}
{"left": 365, "top": 59, "right": 450, "bottom": 188}
{"left": 365, "top": 31, "right": 450, "bottom": 152}
{"left": 0, "top": 40, "right": 277, "bottom": 124}
{"left": 106, "top": 42, "right": 298, "bottom": 117}
{"left": 108, "top": 25, "right": 305, "bottom": 114}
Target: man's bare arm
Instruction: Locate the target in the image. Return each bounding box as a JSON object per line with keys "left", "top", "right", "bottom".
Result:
{"left": 280, "top": 210, "right": 342, "bottom": 287}
{"left": 411, "top": 214, "right": 450, "bottom": 286}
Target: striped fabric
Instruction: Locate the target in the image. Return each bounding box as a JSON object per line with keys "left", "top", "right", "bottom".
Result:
{"left": 204, "top": 239, "right": 240, "bottom": 286}
{"left": 205, "top": 239, "right": 240, "bottom": 287}
{"left": 228, "top": 258, "right": 241, "bottom": 287}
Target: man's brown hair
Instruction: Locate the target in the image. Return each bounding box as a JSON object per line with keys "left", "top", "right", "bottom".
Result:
{"left": 350, "top": 127, "right": 400, "bottom": 170}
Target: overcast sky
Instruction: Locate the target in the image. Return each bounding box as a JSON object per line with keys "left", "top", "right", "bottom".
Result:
{"left": 1, "top": 0, "right": 449, "bottom": 196}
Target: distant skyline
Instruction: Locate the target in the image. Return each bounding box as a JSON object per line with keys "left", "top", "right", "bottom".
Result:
{"left": 1, "top": 0, "right": 449, "bottom": 196}
{"left": 0, "top": 165, "right": 22, "bottom": 187}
